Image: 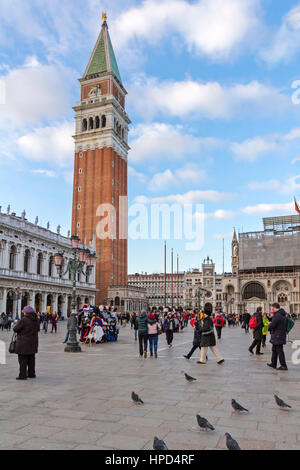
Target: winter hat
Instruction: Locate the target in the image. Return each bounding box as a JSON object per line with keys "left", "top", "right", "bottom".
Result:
{"left": 148, "top": 313, "right": 155, "bottom": 320}
{"left": 23, "top": 306, "right": 36, "bottom": 315}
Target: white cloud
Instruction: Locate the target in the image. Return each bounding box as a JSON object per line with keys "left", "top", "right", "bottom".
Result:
{"left": 135, "top": 189, "right": 235, "bottom": 204}
{"left": 248, "top": 175, "right": 300, "bottom": 194}
{"left": 112, "top": 0, "right": 261, "bottom": 60}
{"left": 206, "top": 209, "right": 235, "bottom": 220}
{"left": 17, "top": 122, "right": 74, "bottom": 168}
{"left": 129, "top": 122, "right": 221, "bottom": 163}
{"left": 128, "top": 166, "right": 147, "bottom": 183}
{"left": 32, "top": 169, "right": 56, "bottom": 178}
{"left": 128, "top": 76, "right": 290, "bottom": 121}
{"left": 231, "top": 126, "right": 300, "bottom": 161}
{"left": 0, "top": 57, "right": 72, "bottom": 129}
{"left": 231, "top": 136, "right": 278, "bottom": 161}
{"left": 292, "top": 155, "right": 300, "bottom": 164}
{"left": 242, "top": 202, "right": 294, "bottom": 215}
{"left": 261, "top": 4, "right": 300, "bottom": 65}
{"left": 149, "top": 164, "right": 206, "bottom": 191}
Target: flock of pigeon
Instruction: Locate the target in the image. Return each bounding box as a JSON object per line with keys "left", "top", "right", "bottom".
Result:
{"left": 131, "top": 374, "right": 293, "bottom": 451}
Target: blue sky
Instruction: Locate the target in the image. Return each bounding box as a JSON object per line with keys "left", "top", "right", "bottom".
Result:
{"left": 1, "top": 0, "right": 300, "bottom": 274}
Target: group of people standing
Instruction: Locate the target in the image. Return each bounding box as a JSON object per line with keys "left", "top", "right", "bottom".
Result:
{"left": 248, "top": 303, "right": 291, "bottom": 371}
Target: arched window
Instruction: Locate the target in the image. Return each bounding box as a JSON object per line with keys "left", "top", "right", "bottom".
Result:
{"left": 278, "top": 294, "right": 288, "bottom": 304}
{"left": 37, "top": 253, "right": 43, "bottom": 275}
{"left": 95, "top": 116, "right": 100, "bottom": 129}
{"left": 48, "top": 256, "right": 54, "bottom": 277}
{"left": 82, "top": 119, "right": 87, "bottom": 132}
{"left": 243, "top": 282, "right": 266, "bottom": 300}
{"left": 101, "top": 115, "right": 106, "bottom": 128}
{"left": 89, "top": 117, "right": 94, "bottom": 130}
{"left": 24, "top": 249, "right": 30, "bottom": 273}
{"left": 9, "top": 245, "right": 16, "bottom": 270}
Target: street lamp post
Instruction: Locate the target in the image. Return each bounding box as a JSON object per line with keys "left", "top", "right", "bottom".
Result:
{"left": 54, "top": 235, "right": 96, "bottom": 353}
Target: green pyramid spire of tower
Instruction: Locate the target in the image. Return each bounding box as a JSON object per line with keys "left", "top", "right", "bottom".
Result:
{"left": 84, "top": 13, "right": 122, "bottom": 84}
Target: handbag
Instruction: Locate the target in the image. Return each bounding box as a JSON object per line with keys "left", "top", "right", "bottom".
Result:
{"left": 9, "top": 332, "right": 17, "bottom": 354}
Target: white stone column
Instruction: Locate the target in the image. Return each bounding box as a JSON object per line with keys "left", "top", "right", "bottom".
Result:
{"left": 3, "top": 241, "right": 9, "bottom": 269}
{"left": 31, "top": 249, "right": 38, "bottom": 275}
{"left": 0, "top": 288, "right": 7, "bottom": 313}
{"left": 52, "top": 293, "right": 58, "bottom": 313}
{"left": 41, "top": 293, "right": 47, "bottom": 313}
{"left": 61, "top": 294, "right": 68, "bottom": 318}
{"left": 16, "top": 245, "right": 24, "bottom": 272}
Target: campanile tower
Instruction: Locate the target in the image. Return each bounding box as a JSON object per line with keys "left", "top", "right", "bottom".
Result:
{"left": 72, "top": 13, "right": 130, "bottom": 304}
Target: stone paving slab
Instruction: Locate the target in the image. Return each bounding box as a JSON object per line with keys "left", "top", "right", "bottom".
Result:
{"left": 1, "top": 321, "right": 300, "bottom": 450}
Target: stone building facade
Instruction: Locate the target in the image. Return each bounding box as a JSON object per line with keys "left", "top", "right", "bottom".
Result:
{"left": 128, "top": 257, "right": 222, "bottom": 311}
{"left": 222, "top": 217, "right": 300, "bottom": 315}
{"left": 0, "top": 210, "right": 96, "bottom": 317}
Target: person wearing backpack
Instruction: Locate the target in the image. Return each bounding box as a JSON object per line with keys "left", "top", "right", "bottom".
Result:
{"left": 248, "top": 307, "right": 264, "bottom": 356}
{"left": 213, "top": 313, "right": 225, "bottom": 339}
{"left": 267, "top": 303, "right": 288, "bottom": 371}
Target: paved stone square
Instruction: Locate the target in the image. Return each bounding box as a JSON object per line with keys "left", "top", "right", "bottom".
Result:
{"left": 1, "top": 322, "right": 300, "bottom": 450}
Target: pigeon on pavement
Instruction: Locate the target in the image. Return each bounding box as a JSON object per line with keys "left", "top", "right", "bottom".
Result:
{"left": 274, "top": 395, "right": 292, "bottom": 409}
{"left": 225, "top": 433, "right": 241, "bottom": 450}
{"left": 153, "top": 436, "right": 168, "bottom": 450}
{"left": 131, "top": 391, "right": 144, "bottom": 404}
{"left": 196, "top": 415, "right": 215, "bottom": 431}
{"left": 184, "top": 372, "right": 197, "bottom": 382}
{"left": 231, "top": 399, "right": 249, "bottom": 413}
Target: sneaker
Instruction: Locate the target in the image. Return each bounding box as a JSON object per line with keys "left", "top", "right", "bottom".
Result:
{"left": 169, "top": 344, "right": 172, "bottom": 348}
{"left": 277, "top": 366, "right": 288, "bottom": 371}
{"left": 267, "top": 363, "right": 276, "bottom": 369}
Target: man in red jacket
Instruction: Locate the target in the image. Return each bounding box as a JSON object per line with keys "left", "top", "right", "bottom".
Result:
{"left": 213, "top": 313, "right": 225, "bottom": 339}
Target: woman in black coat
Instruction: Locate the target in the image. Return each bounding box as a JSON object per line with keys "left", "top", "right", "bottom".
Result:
{"left": 13, "top": 306, "right": 40, "bottom": 380}
{"left": 198, "top": 310, "right": 224, "bottom": 365}
{"left": 267, "top": 303, "right": 288, "bottom": 370}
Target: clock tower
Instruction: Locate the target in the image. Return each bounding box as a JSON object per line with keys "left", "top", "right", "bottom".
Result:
{"left": 72, "top": 14, "right": 130, "bottom": 304}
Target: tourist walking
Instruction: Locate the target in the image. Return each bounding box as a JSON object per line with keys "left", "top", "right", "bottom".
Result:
{"left": 248, "top": 307, "right": 264, "bottom": 355}
{"left": 198, "top": 309, "right": 224, "bottom": 365}
{"left": 244, "top": 312, "right": 251, "bottom": 333}
{"left": 213, "top": 313, "right": 225, "bottom": 339}
{"left": 163, "top": 312, "right": 175, "bottom": 348}
{"left": 13, "top": 306, "right": 40, "bottom": 380}
{"left": 0, "top": 313, "right": 5, "bottom": 332}
{"left": 267, "top": 303, "right": 288, "bottom": 371}
{"left": 63, "top": 315, "right": 71, "bottom": 344}
{"left": 136, "top": 311, "right": 149, "bottom": 358}
{"left": 148, "top": 313, "right": 159, "bottom": 358}
{"left": 51, "top": 312, "right": 58, "bottom": 334}
{"left": 184, "top": 317, "right": 202, "bottom": 360}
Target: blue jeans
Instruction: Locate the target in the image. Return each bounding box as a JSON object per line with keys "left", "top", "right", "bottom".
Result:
{"left": 134, "top": 330, "right": 138, "bottom": 340}
{"left": 149, "top": 335, "right": 158, "bottom": 355}
{"left": 64, "top": 331, "right": 69, "bottom": 343}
